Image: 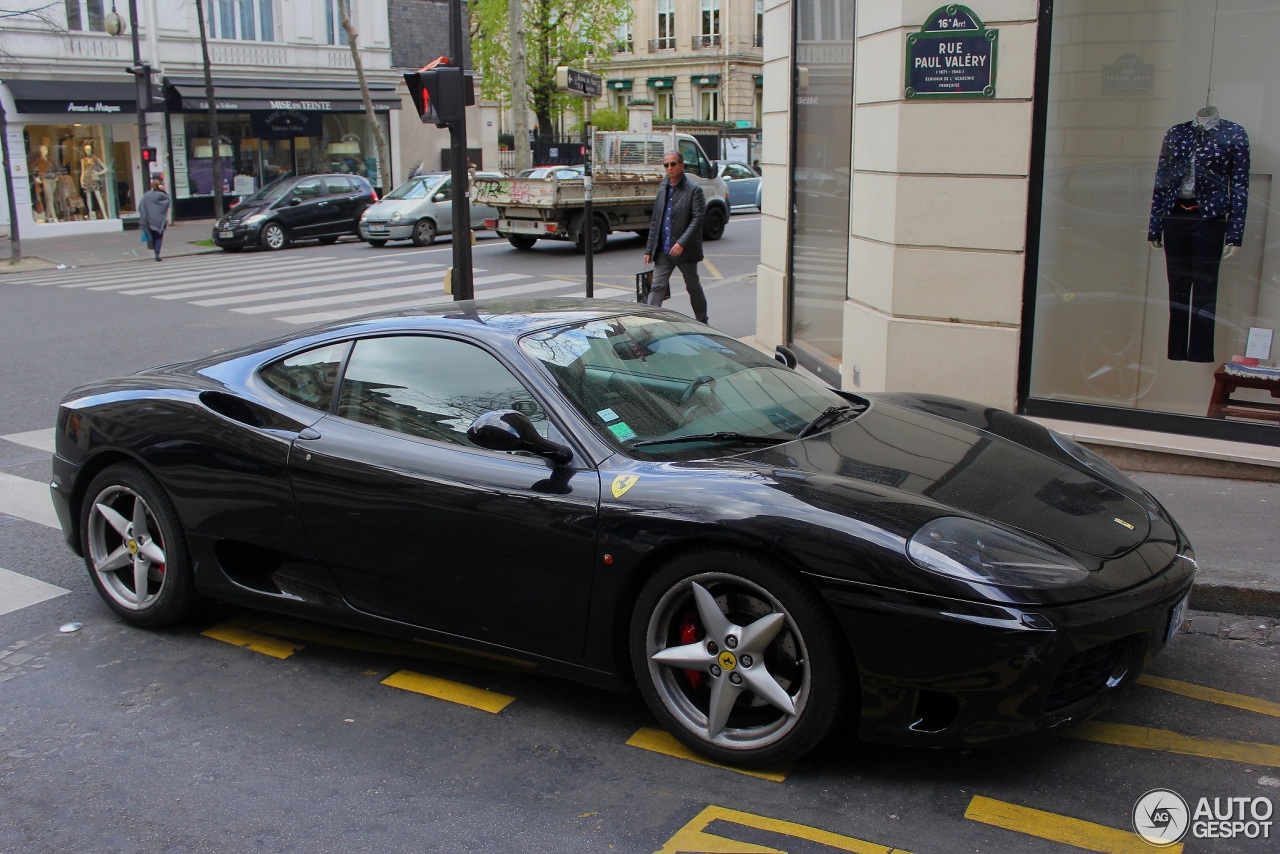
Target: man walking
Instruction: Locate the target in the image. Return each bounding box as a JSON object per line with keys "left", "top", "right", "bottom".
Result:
{"left": 138, "top": 176, "right": 171, "bottom": 262}
{"left": 643, "top": 152, "right": 709, "bottom": 324}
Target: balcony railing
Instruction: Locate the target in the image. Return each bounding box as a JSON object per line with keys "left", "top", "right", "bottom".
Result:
{"left": 754, "top": 33, "right": 763, "bottom": 47}
{"left": 692, "top": 34, "right": 721, "bottom": 49}
{"left": 613, "top": 40, "right": 633, "bottom": 54}
{"left": 649, "top": 36, "right": 676, "bottom": 51}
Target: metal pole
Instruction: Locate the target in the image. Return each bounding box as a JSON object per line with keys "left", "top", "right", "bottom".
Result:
{"left": 583, "top": 108, "right": 593, "bottom": 298}
{"left": 1, "top": 98, "right": 23, "bottom": 264}
{"left": 128, "top": 0, "right": 147, "bottom": 156}
{"left": 448, "top": 0, "right": 474, "bottom": 301}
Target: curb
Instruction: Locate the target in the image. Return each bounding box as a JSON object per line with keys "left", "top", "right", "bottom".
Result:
{"left": 1190, "top": 580, "right": 1280, "bottom": 619}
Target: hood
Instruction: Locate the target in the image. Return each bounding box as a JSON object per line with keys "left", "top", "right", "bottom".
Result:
{"left": 363, "top": 199, "right": 424, "bottom": 219}
{"left": 741, "top": 398, "right": 1150, "bottom": 560}
{"left": 226, "top": 200, "right": 271, "bottom": 219}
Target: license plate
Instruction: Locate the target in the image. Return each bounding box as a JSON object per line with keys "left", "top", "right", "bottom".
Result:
{"left": 1166, "top": 592, "right": 1190, "bottom": 642}
{"left": 506, "top": 219, "right": 542, "bottom": 233}
{"left": 367, "top": 226, "right": 388, "bottom": 234}
{"left": 219, "top": 231, "right": 234, "bottom": 239}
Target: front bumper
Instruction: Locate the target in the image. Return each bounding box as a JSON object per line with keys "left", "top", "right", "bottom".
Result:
{"left": 359, "top": 221, "right": 414, "bottom": 241}
{"left": 212, "top": 221, "right": 264, "bottom": 247}
{"left": 49, "top": 453, "right": 81, "bottom": 553}
{"left": 819, "top": 555, "right": 1196, "bottom": 748}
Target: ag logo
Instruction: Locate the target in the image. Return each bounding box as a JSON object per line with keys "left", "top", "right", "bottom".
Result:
{"left": 1133, "top": 788, "right": 1189, "bottom": 846}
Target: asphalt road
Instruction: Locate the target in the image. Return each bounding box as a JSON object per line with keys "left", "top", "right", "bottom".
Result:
{"left": 1, "top": 220, "right": 1278, "bottom": 852}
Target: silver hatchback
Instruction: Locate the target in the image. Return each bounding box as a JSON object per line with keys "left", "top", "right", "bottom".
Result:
{"left": 359, "top": 171, "right": 501, "bottom": 246}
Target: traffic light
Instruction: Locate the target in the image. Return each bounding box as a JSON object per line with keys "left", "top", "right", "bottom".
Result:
{"left": 140, "top": 147, "right": 157, "bottom": 171}
{"left": 405, "top": 61, "right": 474, "bottom": 128}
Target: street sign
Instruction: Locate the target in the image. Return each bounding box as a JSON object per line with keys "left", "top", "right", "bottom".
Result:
{"left": 555, "top": 66, "right": 602, "bottom": 98}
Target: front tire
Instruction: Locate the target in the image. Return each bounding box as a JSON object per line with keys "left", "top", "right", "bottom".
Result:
{"left": 80, "top": 464, "right": 206, "bottom": 627}
{"left": 629, "top": 549, "right": 848, "bottom": 766}
{"left": 703, "top": 205, "right": 727, "bottom": 241}
{"left": 367, "top": 239, "right": 388, "bottom": 247}
{"left": 260, "top": 222, "right": 287, "bottom": 250}
{"left": 411, "top": 219, "right": 438, "bottom": 247}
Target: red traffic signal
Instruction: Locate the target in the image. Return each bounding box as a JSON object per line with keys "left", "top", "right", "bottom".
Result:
{"left": 404, "top": 57, "right": 474, "bottom": 128}
{"left": 141, "top": 147, "right": 157, "bottom": 165}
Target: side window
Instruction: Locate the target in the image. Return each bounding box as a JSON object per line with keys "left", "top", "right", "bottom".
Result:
{"left": 434, "top": 179, "right": 452, "bottom": 201}
{"left": 336, "top": 336, "right": 550, "bottom": 447}
{"left": 324, "top": 176, "right": 353, "bottom": 195}
{"left": 727, "top": 164, "right": 751, "bottom": 179}
{"left": 678, "top": 140, "right": 709, "bottom": 178}
{"left": 293, "top": 178, "right": 323, "bottom": 199}
{"left": 259, "top": 342, "right": 350, "bottom": 410}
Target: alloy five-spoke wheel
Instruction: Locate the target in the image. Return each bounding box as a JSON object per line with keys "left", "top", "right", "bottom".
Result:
{"left": 631, "top": 550, "right": 848, "bottom": 766}
{"left": 80, "top": 464, "right": 205, "bottom": 626}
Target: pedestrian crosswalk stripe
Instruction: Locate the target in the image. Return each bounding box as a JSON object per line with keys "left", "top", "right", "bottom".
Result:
{"left": 277, "top": 278, "right": 583, "bottom": 325}
{"left": 239, "top": 272, "right": 526, "bottom": 315}
{"left": 105, "top": 256, "right": 404, "bottom": 293}
{"left": 195, "top": 269, "right": 447, "bottom": 306}
{"left": 20, "top": 254, "right": 338, "bottom": 287}
{"left": 149, "top": 261, "right": 439, "bottom": 300}
{"left": 0, "top": 566, "right": 69, "bottom": 618}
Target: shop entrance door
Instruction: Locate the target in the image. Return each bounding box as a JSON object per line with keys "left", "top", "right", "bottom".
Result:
{"left": 261, "top": 138, "right": 294, "bottom": 189}
{"left": 112, "top": 141, "right": 134, "bottom": 214}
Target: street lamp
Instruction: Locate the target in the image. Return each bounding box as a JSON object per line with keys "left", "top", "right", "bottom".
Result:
{"left": 105, "top": 1, "right": 152, "bottom": 177}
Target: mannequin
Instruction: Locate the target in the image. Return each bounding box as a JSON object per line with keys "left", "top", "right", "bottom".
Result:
{"left": 79, "top": 143, "right": 108, "bottom": 220}
{"left": 1148, "top": 105, "right": 1250, "bottom": 362}
{"left": 30, "top": 144, "right": 59, "bottom": 222}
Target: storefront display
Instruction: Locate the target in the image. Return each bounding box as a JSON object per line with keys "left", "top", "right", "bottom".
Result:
{"left": 1029, "top": 0, "right": 1278, "bottom": 437}
{"left": 22, "top": 124, "right": 119, "bottom": 222}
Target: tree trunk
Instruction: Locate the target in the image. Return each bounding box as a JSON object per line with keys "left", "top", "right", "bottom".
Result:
{"left": 507, "top": 0, "right": 531, "bottom": 171}
{"left": 340, "top": 1, "right": 392, "bottom": 195}
{"left": 194, "top": 0, "right": 223, "bottom": 217}
{"left": 0, "top": 99, "right": 23, "bottom": 264}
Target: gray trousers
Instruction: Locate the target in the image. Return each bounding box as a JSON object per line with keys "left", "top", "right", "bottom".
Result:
{"left": 645, "top": 253, "right": 709, "bottom": 324}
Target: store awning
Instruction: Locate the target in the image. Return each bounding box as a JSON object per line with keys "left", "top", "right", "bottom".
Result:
{"left": 647, "top": 77, "right": 675, "bottom": 89}
{"left": 5, "top": 79, "right": 138, "bottom": 115}
{"left": 692, "top": 74, "right": 722, "bottom": 87}
{"left": 165, "top": 77, "right": 401, "bottom": 112}
{"left": 609, "top": 79, "right": 633, "bottom": 91}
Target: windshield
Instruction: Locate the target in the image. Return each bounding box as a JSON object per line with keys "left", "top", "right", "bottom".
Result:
{"left": 384, "top": 176, "right": 444, "bottom": 200}
{"left": 237, "top": 176, "right": 294, "bottom": 205}
{"left": 520, "top": 314, "right": 856, "bottom": 457}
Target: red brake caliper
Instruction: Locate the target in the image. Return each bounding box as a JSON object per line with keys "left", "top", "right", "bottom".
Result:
{"left": 679, "top": 613, "right": 703, "bottom": 690}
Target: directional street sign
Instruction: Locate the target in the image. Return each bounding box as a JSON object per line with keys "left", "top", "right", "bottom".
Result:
{"left": 555, "top": 66, "right": 602, "bottom": 98}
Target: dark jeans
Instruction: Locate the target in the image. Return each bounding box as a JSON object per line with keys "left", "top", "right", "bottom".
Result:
{"left": 645, "top": 253, "right": 709, "bottom": 324}
{"left": 1162, "top": 214, "right": 1225, "bottom": 363}
{"left": 148, "top": 228, "right": 165, "bottom": 259}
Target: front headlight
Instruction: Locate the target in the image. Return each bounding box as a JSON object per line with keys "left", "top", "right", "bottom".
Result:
{"left": 390, "top": 211, "right": 403, "bottom": 222}
{"left": 243, "top": 213, "right": 266, "bottom": 226}
{"left": 908, "top": 517, "right": 1090, "bottom": 589}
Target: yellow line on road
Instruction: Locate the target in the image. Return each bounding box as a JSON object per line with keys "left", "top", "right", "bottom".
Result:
{"left": 701, "top": 258, "right": 724, "bottom": 280}
{"left": 1138, "top": 674, "right": 1280, "bottom": 718}
{"left": 964, "top": 795, "right": 1178, "bottom": 853}
{"left": 626, "top": 728, "right": 791, "bottom": 782}
{"left": 381, "top": 669, "right": 515, "bottom": 714}
{"left": 201, "top": 625, "right": 304, "bottom": 660}
{"left": 654, "top": 805, "right": 908, "bottom": 854}
{"left": 1065, "top": 721, "right": 1280, "bottom": 767}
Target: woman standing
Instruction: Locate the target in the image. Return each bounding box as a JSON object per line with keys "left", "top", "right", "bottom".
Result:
{"left": 138, "top": 176, "right": 171, "bottom": 261}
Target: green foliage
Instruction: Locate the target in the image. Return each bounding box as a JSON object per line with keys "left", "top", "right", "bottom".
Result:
{"left": 470, "top": 0, "right": 632, "bottom": 134}
{"left": 587, "top": 107, "right": 628, "bottom": 132}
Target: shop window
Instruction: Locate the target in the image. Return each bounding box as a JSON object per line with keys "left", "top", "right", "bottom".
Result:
{"left": 65, "top": 0, "right": 105, "bottom": 32}
{"left": 24, "top": 124, "right": 118, "bottom": 222}
{"left": 1030, "top": 0, "right": 1280, "bottom": 429}
{"left": 208, "top": 0, "right": 276, "bottom": 41}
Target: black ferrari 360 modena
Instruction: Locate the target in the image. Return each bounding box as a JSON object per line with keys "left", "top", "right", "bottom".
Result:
{"left": 51, "top": 299, "right": 1195, "bottom": 766}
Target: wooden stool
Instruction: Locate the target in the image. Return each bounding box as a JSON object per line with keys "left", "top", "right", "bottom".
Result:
{"left": 1207, "top": 365, "right": 1280, "bottom": 424}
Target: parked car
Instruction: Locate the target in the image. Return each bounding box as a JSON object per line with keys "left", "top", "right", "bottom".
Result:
{"left": 716, "top": 160, "right": 762, "bottom": 210}
{"left": 359, "top": 171, "right": 503, "bottom": 247}
{"left": 516, "top": 165, "right": 585, "bottom": 180}
{"left": 51, "top": 300, "right": 1195, "bottom": 767}
{"left": 213, "top": 173, "right": 377, "bottom": 251}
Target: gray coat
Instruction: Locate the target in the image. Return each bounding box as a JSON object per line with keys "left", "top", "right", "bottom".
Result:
{"left": 645, "top": 175, "right": 705, "bottom": 263}
{"left": 138, "top": 189, "right": 171, "bottom": 234}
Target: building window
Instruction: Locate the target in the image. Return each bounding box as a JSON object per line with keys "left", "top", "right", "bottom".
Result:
{"left": 696, "top": 0, "right": 720, "bottom": 48}
{"left": 615, "top": 18, "right": 633, "bottom": 53}
{"left": 699, "top": 88, "right": 720, "bottom": 122}
{"left": 208, "top": 0, "right": 276, "bottom": 41}
{"left": 755, "top": 0, "right": 764, "bottom": 47}
{"left": 64, "top": 0, "right": 104, "bottom": 31}
{"left": 326, "top": 0, "right": 351, "bottom": 46}
{"left": 613, "top": 92, "right": 632, "bottom": 112}
{"left": 656, "top": 91, "right": 673, "bottom": 120}
{"left": 654, "top": 0, "right": 675, "bottom": 50}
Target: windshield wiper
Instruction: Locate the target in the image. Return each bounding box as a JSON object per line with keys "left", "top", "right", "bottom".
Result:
{"left": 631, "top": 431, "right": 788, "bottom": 449}
{"left": 795, "top": 405, "right": 858, "bottom": 439}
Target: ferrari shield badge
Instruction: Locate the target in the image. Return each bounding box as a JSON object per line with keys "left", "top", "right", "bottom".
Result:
{"left": 612, "top": 475, "right": 639, "bottom": 498}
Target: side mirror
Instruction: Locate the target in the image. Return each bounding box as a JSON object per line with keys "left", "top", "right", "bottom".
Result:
{"left": 288, "top": 197, "right": 301, "bottom": 206}
{"left": 774, "top": 345, "right": 797, "bottom": 369}
{"left": 467, "top": 410, "right": 573, "bottom": 465}
{"left": 434, "top": 193, "right": 448, "bottom": 202}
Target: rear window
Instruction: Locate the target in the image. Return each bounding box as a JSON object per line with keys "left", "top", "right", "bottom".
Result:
{"left": 260, "top": 342, "right": 350, "bottom": 411}
{"left": 325, "top": 176, "right": 354, "bottom": 194}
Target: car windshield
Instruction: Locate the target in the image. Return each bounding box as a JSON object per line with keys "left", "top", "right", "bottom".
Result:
{"left": 520, "top": 314, "right": 856, "bottom": 457}
{"left": 384, "top": 176, "right": 443, "bottom": 201}
{"left": 238, "top": 176, "right": 294, "bottom": 205}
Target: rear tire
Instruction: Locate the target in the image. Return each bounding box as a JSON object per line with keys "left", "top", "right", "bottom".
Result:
{"left": 367, "top": 239, "right": 388, "bottom": 247}
{"left": 702, "top": 206, "right": 727, "bottom": 241}
{"left": 508, "top": 235, "right": 538, "bottom": 250}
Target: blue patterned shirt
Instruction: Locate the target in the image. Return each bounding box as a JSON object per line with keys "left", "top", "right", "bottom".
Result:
{"left": 1149, "top": 118, "right": 1250, "bottom": 246}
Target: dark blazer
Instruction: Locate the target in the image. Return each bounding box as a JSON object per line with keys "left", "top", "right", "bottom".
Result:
{"left": 646, "top": 175, "right": 705, "bottom": 262}
{"left": 1148, "top": 119, "right": 1250, "bottom": 246}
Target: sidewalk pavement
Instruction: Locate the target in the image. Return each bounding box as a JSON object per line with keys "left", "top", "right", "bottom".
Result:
{"left": 2, "top": 228, "right": 1277, "bottom": 618}
{"left": 0, "top": 219, "right": 219, "bottom": 272}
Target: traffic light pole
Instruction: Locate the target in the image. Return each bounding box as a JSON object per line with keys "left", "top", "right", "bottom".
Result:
{"left": 583, "top": 106, "right": 593, "bottom": 298}
{"left": 128, "top": 0, "right": 149, "bottom": 171}
{"left": 447, "top": 0, "right": 473, "bottom": 301}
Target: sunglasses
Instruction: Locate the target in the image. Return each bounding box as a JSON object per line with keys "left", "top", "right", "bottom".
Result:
{"left": 662, "top": 161, "right": 681, "bottom": 167}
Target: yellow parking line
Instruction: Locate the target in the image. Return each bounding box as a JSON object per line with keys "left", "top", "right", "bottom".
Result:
{"left": 1138, "top": 674, "right": 1280, "bottom": 718}
{"left": 654, "top": 805, "right": 908, "bottom": 854}
{"left": 626, "top": 728, "right": 791, "bottom": 782}
{"left": 964, "top": 795, "right": 1177, "bottom": 853}
{"left": 381, "top": 669, "right": 515, "bottom": 714}
{"left": 201, "top": 625, "right": 304, "bottom": 660}
{"left": 701, "top": 257, "right": 724, "bottom": 280}
{"left": 1065, "top": 721, "right": 1280, "bottom": 767}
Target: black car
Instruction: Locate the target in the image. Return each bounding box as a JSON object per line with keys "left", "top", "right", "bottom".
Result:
{"left": 212, "top": 173, "right": 377, "bottom": 251}
{"left": 50, "top": 300, "right": 1195, "bottom": 767}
